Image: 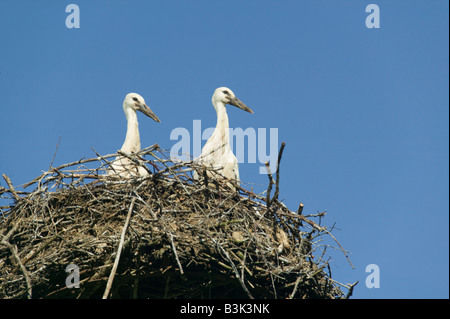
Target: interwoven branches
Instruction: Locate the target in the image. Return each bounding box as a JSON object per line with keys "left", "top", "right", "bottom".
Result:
{"left": 0, "top": 145, "right": 355, "bottom": 299}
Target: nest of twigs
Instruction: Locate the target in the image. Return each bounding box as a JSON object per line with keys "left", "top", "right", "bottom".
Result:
{"left": 0, "top": 143, "right": 356, "bottom": 299}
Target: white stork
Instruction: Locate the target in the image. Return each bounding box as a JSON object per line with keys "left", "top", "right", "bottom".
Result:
{"left": 108, "top": 93, "right": 160, "bottom": 177}
{"left": 195, "top": 87, "right": 253, "bottom": 189}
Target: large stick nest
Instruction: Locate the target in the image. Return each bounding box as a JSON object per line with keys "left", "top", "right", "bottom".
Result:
{"left": 0, "top": 144, "right": 355, "bottom": 299}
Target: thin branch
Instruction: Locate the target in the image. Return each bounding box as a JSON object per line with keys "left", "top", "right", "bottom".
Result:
{"left": 102, "top": 197, "right": 136, "bottom": 299}
{"left": 218, "top": 244, "right": 254, "bottom": 299}
{"left": 117, "top": 150, "right": 153, "bottom": 175}
{"left": 49, "top": 136, "right": 61, "bottom": 169}
{"left": 91, "top": 147, "right": 118, "bottom": 174}
{"left": 264, "top": 161, "right": 274, "bottom": 208}
{"left": 273, "top": 142, "right": 286, "bottom": 203}
{"left": 297, "top": 202, "right": 304, "bottom": 215}
{"left": 289, "top": 274, "right": 302, "bottom": 299}
{"left": 2, "top": 174, "right": 20, "bottom": 202}
{"left": 345, "top": 281, "right": 359, "bottom": 299}
{"left": 137, "top": 143, "right": 160, "bottom": 154}
{"left": 168, "top": 232, "right": 184, "bottom": 275}
{"left": 0, "top": 239, "right": 32, "bottom": 298}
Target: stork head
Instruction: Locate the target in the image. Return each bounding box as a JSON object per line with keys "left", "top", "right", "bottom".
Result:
{"left": 123, "top": 93, "right": 161, "bottom": 123}
{"left": 212, "top": 87, "right": 253, "bottom": 113}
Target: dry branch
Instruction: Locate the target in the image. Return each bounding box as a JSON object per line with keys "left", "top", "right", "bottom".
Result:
{"left": 102, "top": 197, "right": 136, "bottom": 299}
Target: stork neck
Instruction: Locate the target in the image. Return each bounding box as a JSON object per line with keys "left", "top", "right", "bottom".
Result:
{"left": 121, "top": 107, "right": 141, "bottom": 153}
{"left": 213, "top": 101, "right": 230, "bottom": 143}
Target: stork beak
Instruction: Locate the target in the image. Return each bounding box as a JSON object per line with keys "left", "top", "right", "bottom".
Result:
{"left": 229, "top": 97, "right": 254, "bottom": 114}
{"left": 139, "top": 104, "right": 161, "bottom": 123}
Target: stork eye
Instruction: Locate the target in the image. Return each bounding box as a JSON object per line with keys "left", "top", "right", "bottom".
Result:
{"left": 132, "top": 97, "right": 139, "bottom": 102}
{"left": 222, "top": 90, "right": 230, "bottom": 95}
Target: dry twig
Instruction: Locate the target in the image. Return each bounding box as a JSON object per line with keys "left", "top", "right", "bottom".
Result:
{"left": 102, "top": 197, "right": 136, "bottom": 299}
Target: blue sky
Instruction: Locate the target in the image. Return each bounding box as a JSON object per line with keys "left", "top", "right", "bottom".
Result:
{"left": 0, "top": 1, "right": 448, "bottom": 298}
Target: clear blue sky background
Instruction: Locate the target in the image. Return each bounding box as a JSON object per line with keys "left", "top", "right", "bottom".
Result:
{"left": 0, "top": 1, "right": 448, "bottom": 299}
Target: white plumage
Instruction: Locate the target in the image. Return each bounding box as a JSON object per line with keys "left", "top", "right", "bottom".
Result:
{"left": 108, "top": 93, "right": 160, "bottom": 177}
{"left": 195, "top": 87, "right": 253, "bottom": 188}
